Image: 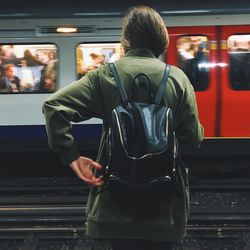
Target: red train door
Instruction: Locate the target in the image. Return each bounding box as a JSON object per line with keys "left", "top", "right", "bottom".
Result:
{"left": 220, "top": 25, "right": 250, "bottom": 137}
{"left": 167, "top": 26, "right": 218, "bottom": 137}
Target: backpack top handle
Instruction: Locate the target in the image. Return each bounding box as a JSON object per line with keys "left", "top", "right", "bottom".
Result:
{"left": 129, "top": 72, "right": 154, "bottom": 103}
{"left": 110, "top": 63, "right": 171, "bottom": 105}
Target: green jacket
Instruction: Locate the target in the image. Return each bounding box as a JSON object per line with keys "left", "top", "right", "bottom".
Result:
{"left": 43, "top": 49, "right": 204, "bottom": 241}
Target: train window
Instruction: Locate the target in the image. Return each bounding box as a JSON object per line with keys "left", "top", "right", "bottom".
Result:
{"left": 0, "top": 44, "right": 57, "bottom": 94}
{"left": 176, "top": 36, "right": 210, "bottom": 91}
{"left": 76, "top": 43, "right": 123, "bottom": 79}
{"left": 228, "top": 35, "right": 250, "bottom": 90}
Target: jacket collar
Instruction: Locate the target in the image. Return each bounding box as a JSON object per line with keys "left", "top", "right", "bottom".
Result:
{"left": 125, "top": 49, "right": 156, "bottom": 58}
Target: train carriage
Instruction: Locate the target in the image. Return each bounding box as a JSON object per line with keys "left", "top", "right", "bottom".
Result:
{"left": 0, "top": 4, "right": 250, "bottom": 155}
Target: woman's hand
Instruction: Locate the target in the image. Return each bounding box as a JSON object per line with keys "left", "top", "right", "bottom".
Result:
{"left": 69, "top": 156, "right": 104, "bottom": 186}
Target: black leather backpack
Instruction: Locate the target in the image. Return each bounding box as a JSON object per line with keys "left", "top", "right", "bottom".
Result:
{"left": 104, "top": 63, "right": 178, "bottom": 217}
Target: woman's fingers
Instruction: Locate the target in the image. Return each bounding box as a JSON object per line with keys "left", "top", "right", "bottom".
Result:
{"left": 89, "top": 159, "right": 102, "bottom": 170}
{"left": 70, "top": 157, "right": 104, "bottom": 186}
{"left": 71, "top": 165, "right": 95, "bottom": 185}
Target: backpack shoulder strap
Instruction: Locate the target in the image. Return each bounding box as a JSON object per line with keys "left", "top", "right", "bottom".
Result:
{"left": 110, "top": 63, "right": 128, "bottom": 103}
{"left": 155, "top": 64, "right": 171, "bottom": 105}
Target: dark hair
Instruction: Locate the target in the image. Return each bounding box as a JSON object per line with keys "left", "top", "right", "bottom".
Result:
{"left": 120, "top": 5, "right": 169, "bottom": 57}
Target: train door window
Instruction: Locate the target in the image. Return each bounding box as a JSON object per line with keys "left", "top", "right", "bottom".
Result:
{"left": 228, "top": 35, "right": 250, "bottom": 90}
{"left": 76, "top": 43, "right": 123, "bottom": 79}
{"left": 176, "top": 36, "right": 210, "bottom": 91}
{"left": 0, "top": 44, "right": 58, "bottom": 94}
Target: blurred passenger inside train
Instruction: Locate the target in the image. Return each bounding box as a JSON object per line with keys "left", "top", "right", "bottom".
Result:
{"left": 19, "top": 49, "right": 49, "bottom": 92}
{"left": 177, "top": 38, "right": 194, "bottom": 81}
{"left": 0, "top": 63, "right": 21, "bottom": 93}
{"left": 0, "top": 45, "right": 19, "bottom": 66}
{"left": 191, "top": 41, "right": 209, "bottom": 90}
{"left": 19, "top": 59, "right": 36, "bottom": 92}
{"left": 177, "top": 37, "right": 209, "bottom": 91}
{"left": 178, "top": 38, "right": 194, "bottom": 61}
{"left": 109, "top": 46, "right": 125, "bottom": 62}
{"left": 76, "top": 47, "right": 88, "bottom": 78}
{"left": 88, "top": 52, "right": 105, "bottom": 70}
{"left": 22, "top": 49, "right": 46, "bottom": 67}
{"left": 43, "top": 5, "right": 204, "bottom": 250}
{"left": 42, "top": 50, "right": 57, "bottom": 89}
{"left": 38, "top": 76, "right": 56, "bottom": 92}
{"left": 229, "top": 40, "right": 250, "bottom": 90}
{"left": 76, "top": 50, "right": 105, "bottom": 77}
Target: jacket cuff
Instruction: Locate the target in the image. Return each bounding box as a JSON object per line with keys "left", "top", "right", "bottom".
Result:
{"left": 57, "top": 143, "right": 80, "bottom": 165}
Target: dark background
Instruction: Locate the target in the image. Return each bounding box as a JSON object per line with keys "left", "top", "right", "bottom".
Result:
{"left": 1, "top": 0, "right": 250, "bottom": 18}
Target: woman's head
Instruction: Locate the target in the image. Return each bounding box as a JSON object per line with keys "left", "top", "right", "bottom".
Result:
{"left": 120, "top": 5, "right": 169, "bottom": 58}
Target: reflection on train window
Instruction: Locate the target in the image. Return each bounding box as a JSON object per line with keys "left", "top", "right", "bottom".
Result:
{"left": 176, "top": 36, "right": 210, "bottom": 91}
{"left": 76, "top": 43, "right": 123, "bottom": 79}
{"left": 228, "top": 35, "right": 250, "bottom": 90}
{"left": 0, "top": 44, "right": 57, "bottom": 94}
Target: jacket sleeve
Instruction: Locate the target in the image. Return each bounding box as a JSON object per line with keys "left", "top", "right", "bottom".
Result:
{"left": 175, "top": 74, "right": 204, "bottom": 149}
{"left": 42, "top": 72, "right": 104, "bottom": 165}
